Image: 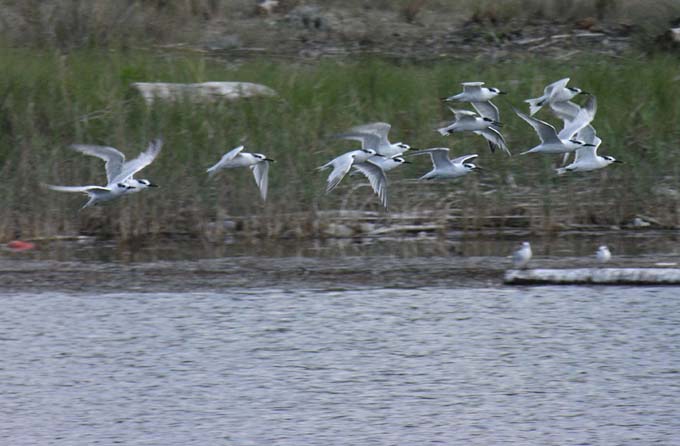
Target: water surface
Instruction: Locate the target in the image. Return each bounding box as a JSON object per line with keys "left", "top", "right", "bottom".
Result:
{"left": 1, "top": 286, "right": 679, "bottom": 445}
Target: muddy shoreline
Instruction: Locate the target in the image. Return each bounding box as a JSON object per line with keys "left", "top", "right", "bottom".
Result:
{"left": 3, "top": 228, "right": 680, "bottom": 292}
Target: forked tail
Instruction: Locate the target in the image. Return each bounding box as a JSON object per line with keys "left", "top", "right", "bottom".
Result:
{"left": 524, "top": 97, "right": 545, "bottom": 116}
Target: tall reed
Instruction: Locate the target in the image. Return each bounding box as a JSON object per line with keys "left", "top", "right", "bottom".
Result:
{"left": 1, "top": 47, "right": 679, "bottom": 241}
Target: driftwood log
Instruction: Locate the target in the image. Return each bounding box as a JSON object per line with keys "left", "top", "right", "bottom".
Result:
{"left": 505, "top": 268, "right": 680, "bottom": 285}
{"left": 131, "top": 82, "right": 278, "bottom": 104}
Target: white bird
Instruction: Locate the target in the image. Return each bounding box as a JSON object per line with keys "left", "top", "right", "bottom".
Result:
{"left": 333, "top": 122, "right": 413, "bottom": 158}
{"left": 514, "top": 108, "right": 595, "bottom": 155}
{"left": 352, "top": 155, "right": 411, "bottom": 175}
{"left": 525, "top": 77, "right": 589, "bottom": 116}
{"left": 557, "top": 96, "right": 598, "bottom": 164}
{"left": 69, "top": 139, "right": 163, "bottom": 191}
{"left": 442, "top": 81, "right": 506, "bottom": 103}
{"left": 207, "top": 145, "right": 274, "bottom": 201}
{"left": 596, "top": 245, "right": 611, "bottom": 264}
{"left": 351, "top": 159, "right": 389, "bottom": 208}
{"left": 44, "top": 183, "right": 136, "bottom": 210}
{"left": 474, "top": 126, "right": 512, "bottom": 156}
{"left": 45, "top": 139, "right": 163, "bottom": 209}
{"left": 512, "top": 241, "right": 532, "bottom": 269}
{"left": 437, "top": 109, "right": 501, "bottom": 135}
{"left": 410, "top": 148, "right": 480, "bottom": 180}
{"left": 556, "top": 125, "right": 621, "bottom": 174}
{"left": 317, "top": 148, "right": 378, "bottom": 193}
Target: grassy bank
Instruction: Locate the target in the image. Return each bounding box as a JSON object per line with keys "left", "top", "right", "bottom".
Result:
{"left": 1, "top": 47, "right": 680, "bottom": 241}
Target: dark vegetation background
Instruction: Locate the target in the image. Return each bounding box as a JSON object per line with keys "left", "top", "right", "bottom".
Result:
{"left": 2, "top": 0, "right": 680, "bottom": 242}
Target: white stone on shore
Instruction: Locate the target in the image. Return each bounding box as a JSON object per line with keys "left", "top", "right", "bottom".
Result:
{"left": 131, "top": 82, "right": 278, "bottom": 104}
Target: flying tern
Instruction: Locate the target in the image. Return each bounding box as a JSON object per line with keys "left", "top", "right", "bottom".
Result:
{"left": 525, "top": 77, "right": 589, "bottom": 116}
{"left": 555, "top": 125, "right": 621, "bottom": 174}
{"left": 411, "top": 148, "right": 480, "bottom": 180}
{"left": 514, "top": 108, "right": 595, "bottom": 155}
{"left": 45, "top": 139, "right": 162, "bottom": 209}
{"left": 317, "top": 148, "right": 378, "bottom": 193}
{"left": 442, "top": 81, "right": 506, "bottom": 103}
{"left": 207, "top": 145, "right": 275, "bottom": 201}
{"left": 333, "top": 122, "right": 413, "bottom": 158}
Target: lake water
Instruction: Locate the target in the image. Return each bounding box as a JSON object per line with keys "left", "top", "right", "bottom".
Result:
{"left": 2, "top": 285, "right": 679, "bottom": 445}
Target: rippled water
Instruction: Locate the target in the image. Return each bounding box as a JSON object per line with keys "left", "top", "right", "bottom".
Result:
{"left": 2, "top": 286, "right": 679, "bottom": 445}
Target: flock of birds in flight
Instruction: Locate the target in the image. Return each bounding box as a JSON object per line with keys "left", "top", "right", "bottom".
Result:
{"left": 44, "top": 77, "right": 620, "bottom": 267}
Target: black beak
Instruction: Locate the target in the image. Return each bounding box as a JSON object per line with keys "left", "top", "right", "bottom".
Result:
{"left": 583, "top": 143, "right": 596, "bottom": 147}
{"left": 148, "top": 183, "right": 159, "bottom": 187}
{"left": 408, "top": 147, "right": 420, "bottom": 151}
{"left": 613, "top": 159, "right": 623, "bottom": 164}
{"left": 127, "top": 186, "right": 136, "bottom": 189}
{"left": 474, "top": 166, "right": 484, "bottom": 171}
{"left": 264, "top": 158, "right": 275, "bottom": 162}
{"left": 492, "top": 121, "right": 503, "bottom": 127}
{"left": 402, "top": 160, "right": 412, "bottom": 164}
{"left": 498, "top": 90, "right": 508, "bottom": 95}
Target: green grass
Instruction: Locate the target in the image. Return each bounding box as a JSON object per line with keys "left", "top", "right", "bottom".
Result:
{"left": 1, "top": 47, "right": 680, "bottom": 241}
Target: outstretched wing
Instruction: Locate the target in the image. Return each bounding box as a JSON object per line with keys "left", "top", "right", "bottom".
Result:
{"left": 471, "top": 100, "right": 499, "bottom": 122}
{"left": 250, "top": 161, "right": 270, "bottom": 201}
{"left": 549, "top": 100, "right": 580, "bottom": 122}
{"left": 573, "top": 125, "right": 601, "bottom": 162}
{"left": 474, "top": 127, "right": 511, "bottom": 156}
{"left": 412, "top": 147, "right": 453, "bottom": 169}
{"left": 111, "top": 138, "right": 163, "bottom": 184}
{"left": 352, "top": 160, "right": 388, "bottom": 209}
{"left": 462, "top": 82, "right": 484, "bottom": 93}
{"left": 513, "top": 108, "right": 560, "bottom": 144}
{"left": 448, "top": 108, "right": 478, "bottom": 120}
{"left": 450, "top": 154, "right": 479, "bottom": 165}
{"left": 43, "top": 184, "right": 109, "bottom": 194}
{"left": 325, "top": 154, "right": 354, "bottom": 193}
{"left": 545, "top": 77, "right": 570, "bottom": 97}
{"left": 558, "top": 96, "right": 597, "bottom": 140}
{"left": 207, "top": 145, "right": 244, "bottom": 177}
{"left": 69, "top": 144, "right": 125, "bottom": 184}
{"left": 334, "top": 122, "right": 391, "bottom": 151}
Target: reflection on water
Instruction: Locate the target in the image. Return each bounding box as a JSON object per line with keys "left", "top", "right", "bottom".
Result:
{"left": 1, "top": 287, "right": 679, "bottom": 445}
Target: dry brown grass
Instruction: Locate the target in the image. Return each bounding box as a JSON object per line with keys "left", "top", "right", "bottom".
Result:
{"left": 2, "top": 0, "right": 680, "bottom": 49}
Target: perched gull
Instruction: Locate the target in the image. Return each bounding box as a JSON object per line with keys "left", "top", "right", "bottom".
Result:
{"left": 44, "top": 139, "right": 162, "bottom": 209}
{"left": 317, "top": 148, "right": 378, "bottom": 193}
{"left": 333, "top": 122, "right": 414, "bottom": 158}
{"left": 514, "top": 107, "right": 595, "bottom": 155}
{"left": 556, "top": 125, "right": 621, "bottom": 174}
{"left": 442, "top": 81, "right": 506, "bottom": 103}
{"left": 207, "top": 145, "right": 275, "bottom": 201}
{"left": 525, "top": 77, "right": 589, "bottom": 117}
{"left": 410, "top": 148, "right": 480, "bottom": 180}
{"left": 512, "top": 242, "right": 532, "bottom": 269}
{"left": 596, "top": 245, "right": 612, "bottom": 264}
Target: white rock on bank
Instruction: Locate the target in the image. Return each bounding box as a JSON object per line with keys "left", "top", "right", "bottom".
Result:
{"left": 131, "top": 82, "right": 278, "bottom": 104}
